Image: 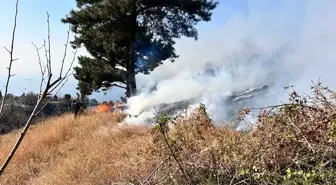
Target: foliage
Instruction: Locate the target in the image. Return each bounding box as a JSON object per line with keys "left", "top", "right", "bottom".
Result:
{"left": 63, "top": 94, "right": 72, "bottom": 102}
{"left": 52, "top": 95, "right": 59, "bottom": 101}
{"left": 17, "top": 92, "right": 38, "bottom": 106}
{"left": 62, "top": 0, "right": 218, "bottom": 97}
{"left": 0, "top": 92, "right": 98, "bottom": 135}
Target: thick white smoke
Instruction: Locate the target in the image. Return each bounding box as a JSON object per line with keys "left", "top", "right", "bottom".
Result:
{"left": 124, "top": 1, "right": 336, "bottom": 127}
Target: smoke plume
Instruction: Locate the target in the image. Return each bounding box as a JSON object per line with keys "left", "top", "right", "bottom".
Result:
{"left": 124, "top": 1, "right": 336, "bottom": 128}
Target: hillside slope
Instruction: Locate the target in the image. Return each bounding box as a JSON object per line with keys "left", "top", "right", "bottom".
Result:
{"left": 0, "top": 113, "right": 154, "bottom": 185}
{"left": 0, "top": 84, "right": 336, "bottom": 185}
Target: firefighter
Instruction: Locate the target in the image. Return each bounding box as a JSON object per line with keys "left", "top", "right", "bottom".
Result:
{"left": 71, "top": 100, "right": 84, "bottom": 119}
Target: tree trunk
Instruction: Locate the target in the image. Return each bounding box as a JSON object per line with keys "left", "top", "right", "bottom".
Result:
{"left": 129, "top": 58, "right": 137, "bottom": 96}
{"left": 126, "top": 1, "right": 137, "bottom": 98}
{"left": 126, "top": 41, "right": 137, "bottom": 98}
{"left": 126, "top": 82, "right": 132, "bottom": 98}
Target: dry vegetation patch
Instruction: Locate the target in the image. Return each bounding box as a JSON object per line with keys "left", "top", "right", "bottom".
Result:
{"left": 1, "top": 83, "right": 336, "bottom": 185}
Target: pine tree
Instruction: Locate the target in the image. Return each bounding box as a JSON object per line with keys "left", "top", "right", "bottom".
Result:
{"left": 62, "top": 0, "right": 218, "bottom": 97}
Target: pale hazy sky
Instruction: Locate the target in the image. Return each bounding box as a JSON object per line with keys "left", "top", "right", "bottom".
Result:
{"left": 1, "top": 0, "right": 336, "bottom": 102}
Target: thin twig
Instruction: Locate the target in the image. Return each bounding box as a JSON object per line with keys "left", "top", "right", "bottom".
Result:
{"left": 46, "top": 11, "right": 51, "bottom": 75}
{"left": 233, "top": 179, "right": 248, "bottom": 185}
{"left": 47, "top": 49, "right": 77, "bottom": 94}
{"left": 63, "top": 49, "right": 77, "bottom": 78}
{"left": 31, "top": 42, "right": 46, "bottom": 98}
{"left": 251, "top": 103, "right": 322, "bottom": 113}
{"left": 229, "top": 170, "right": 238, "bottom": 185}
{"left": 142, "top": 143, "right": 184, "bottom": 184}
{"left": 0, "top": 0, "right": 19, "bottom": 118}
{"left": 158, "top": 122, "right": 190, "bottom": 184}
{"left": 34, "top": 79, "right": 69, "bottom": 116}
{"left": 59, "top": 24, "right": 71, "bottom": 77}
{"left": 43, "top": 40, "right": 49, "bottom": 74}
{"left": 142, "top": 155, "right": 171, "bottom": 184}
{"left": 112, "top": 83, "right": 127, "bottom": 89}
{"left": 288, "top": 117, "right": 316, "bottom": 153}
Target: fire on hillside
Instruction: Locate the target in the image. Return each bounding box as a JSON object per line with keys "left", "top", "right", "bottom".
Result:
{"left": 94, "top": 101, "right": 127, "bottom": 113}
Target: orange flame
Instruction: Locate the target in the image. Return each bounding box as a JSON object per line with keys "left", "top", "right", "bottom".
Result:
{"left": 95, "top": 103, "right": 112, "bottom": 113}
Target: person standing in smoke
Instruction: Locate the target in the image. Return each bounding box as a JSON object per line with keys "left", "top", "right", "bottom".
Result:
{"left": 71, "top": 99, "right": 84, "bottom": 119}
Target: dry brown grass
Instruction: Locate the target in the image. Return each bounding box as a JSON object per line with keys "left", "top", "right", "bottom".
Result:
{"left": 0, "top": 112, "right": 154, "bottom": 185}
{"left": 1, "top": 83, "right": 336, "bottom": 185}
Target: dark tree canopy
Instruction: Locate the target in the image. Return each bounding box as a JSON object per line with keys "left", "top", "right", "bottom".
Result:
{"left": 62, "top": 0, "right": 218, "bottom": 97}
{"left": 63, "top": 94, "right": 72, "bottom": 101}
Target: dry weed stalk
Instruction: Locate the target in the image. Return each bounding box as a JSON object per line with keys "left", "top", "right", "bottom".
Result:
{"left": 0, "top": 3, "right": 76, "bottom": 175}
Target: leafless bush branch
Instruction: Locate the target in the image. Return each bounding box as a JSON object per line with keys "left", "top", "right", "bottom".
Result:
{"left": 0, "top": 8, "right": 75, "bottom": 175}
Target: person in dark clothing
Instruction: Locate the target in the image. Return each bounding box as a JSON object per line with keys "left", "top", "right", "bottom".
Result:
{"left": 72, "top": 100, "right": 84, "bottom": 119}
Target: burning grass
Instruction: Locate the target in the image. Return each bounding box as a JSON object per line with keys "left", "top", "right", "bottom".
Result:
{"left": 0, "top": 83, "right": 336, "bottom": 185}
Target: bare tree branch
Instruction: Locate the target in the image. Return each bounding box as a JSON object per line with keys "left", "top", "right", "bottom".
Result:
{"left": 0, "top": 0, "right": 19, "bottom": 119}
{"left": 60, "top": 24, "right": 71, "bottom": 77}
{"left": 34, "top": 78, "right": 69, "bottom": 116}
{"left": 112, "top": 83, "right": 127, "bottom": 89}
{"left": 0, "top": 10, "right": 75, "bottom": 176}
{"left": 31, "top": 42, "right": 47, "bottom": 98}
{"left": 63, "top": 50, "right": 77, "bottom": 78}
{"left": 46, "top": 11, "right": 52, "bottom": 75}
{"left": 42, "top": 39, "right": 52, "bottom": 78}
{"left": 46, "top": 49, "right": 77, "bottom": 95}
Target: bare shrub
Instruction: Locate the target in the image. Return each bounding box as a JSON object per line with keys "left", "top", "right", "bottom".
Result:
{"left": 148, "top": 82, "right": 336, "bottom": 184}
